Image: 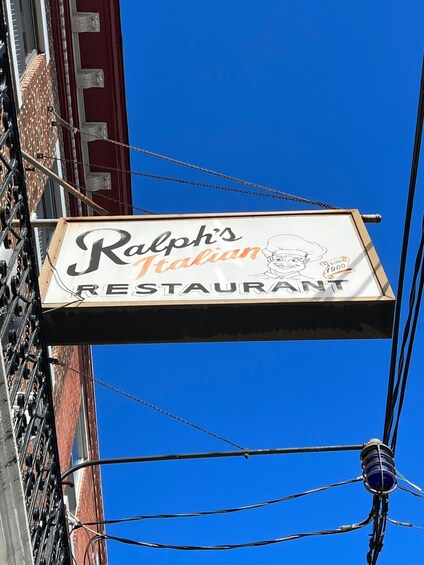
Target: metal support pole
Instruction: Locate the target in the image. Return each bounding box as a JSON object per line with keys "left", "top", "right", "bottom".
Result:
{"left": 61, "top": 444, "right": 365, "bottom": 481}
{"left": 22, "top": 150, "right": 109, "bottom": 216}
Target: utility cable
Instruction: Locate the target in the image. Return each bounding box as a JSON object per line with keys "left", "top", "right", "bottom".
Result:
{"left": 27, "top": 158, "right": 156, "bottom": 214}
{"left": 76, "top": 477, "right": 361, "bottom": 528}
{"left": 76, "top": 509, "right": 374, "bottom": 551}
{"left": 398, "top": 484, "right": 424, "bottom": 499}
{"left": 392, "top": 217, "right": 424, "bottom": 383}
{"left": 383, "top": 55, "right": 424, "bottom": 446}
{"left": 397, "top": 470, "right": 424, "bottom": 494}
{"left": 367, "top": 497, "right": 388, "bottom": 565}
{"left": 389, "top": 217, "right": 424, "bottom": 451}
{"left": 83, "top": 534, "right": 103, "bottom": 565}
{"left": 38, "top": 153, "right": 338, "bottom": 206}
{"left": 42, "top": 252, "right": 85, "bottom": 311}
{"left": 94, "top": 190, "right": 157, "bottom": 215}
{"left": 388, "top": 518, "right": 424, "bottom": 531}
{"left": 58, "top": 362, "right": 247, "bottom": 451}
{"left": 48, "top": 107, "right": 339, "bottom": 210}
{"left": 68, "top": 510, "right": 103, "bottom": 565}
{"left": 372, "top": 55, "right": 424, "bottom": 565}
{"left": 42, "top": 252, "right": 85, "bottom": 312}
{"left": 69, "top": 548, "right": 78, "bottom": 565}
{"left": 58, "top": 175, "right": 156, "bottom": 215}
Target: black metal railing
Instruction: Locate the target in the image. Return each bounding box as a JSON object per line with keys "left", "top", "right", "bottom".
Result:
{"left": 0, "top": 10, "right": 70, "bottom": 565}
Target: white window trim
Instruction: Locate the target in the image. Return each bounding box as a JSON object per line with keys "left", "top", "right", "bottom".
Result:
{"left": 34, "top": 0, "right": 50, "bottom": 63}
{"left": 72, "top": 390, "right": 89, "bottom": 496}
{"left": 47, "top": 346, "right": 56, "bottom": 389}
{"left": 64, "top": 387, "right": 90, "bottom": 518}
{"left": 54, "top": 140, "right": 67, "bottom": 212}
{"left": 4, "top": 0, "right": 23, "bottom": 107}
{"left": 33, "top": 141, "right": 67, "bottom": 271}
{"left": 4, "top": 0, "right": 50, "bottom": 108}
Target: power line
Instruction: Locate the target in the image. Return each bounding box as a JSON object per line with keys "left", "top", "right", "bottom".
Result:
{"left": 48, "top": 107, "right": 339, "bottom": 210}
{"left": 42, "top": 252, "right": 86, "bottom": 312}
{"left": 372, "top": 55, "right": 424, "bottom": 565}
{"left": 388, "top": 518, "right": 424, "bottom": 531}
{"left": 61, "top": 177, "right": 157, "bottom": 215}
{"left": 28, "top": 159, "right": 156, "bottom": 214}
{"left": 77, "top": 509, "right": 374, "bottom": 551}
{"left": 44, "top": 251, "right": 85, "bottom": 301}
{"left": 59, "top": 363, "right": 247, "bottom": 451}
{"left": 83, "top": 534, "right": 104, "bottom": 565}
{"left": 383, "top": 55, "right": 424, "bottom": 447}
{"left": 388, "top": 216, "right": 424, "bottom": 451}
{"left": 93, "top": 190, "right": 157, "bottom": 215}
{"left": 76, "top": 477, "right": 361, "bottom": 528}
{"left": 398, "top": 484, "right": 424, "bottom": 499}
{"left": 397, "top": 470, "right": 424, "bottom": 494}
{"left": 367, "top": 497, "right": 388, "bottom": 565}
{"left": 38, "top": 153, "right": 338, "bottom": 206}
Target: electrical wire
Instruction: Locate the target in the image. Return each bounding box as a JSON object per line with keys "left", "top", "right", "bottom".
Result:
{"left": 70, "top": 515, "right": 106, "bottom": 565}
{"left": 367, "top": 497, "right": 388, "bottom": 565}
{"left": 58, "top": 362, "right": 247, "bottom": 451}
{"left": 389, "top": 217, "right": 424, "bottom": 451}
{"left": 94, "top": 190, "right": 157, "bottom": 215}
{"left": 83, "top": 534, "right": 104, "bottom": 565}
{"left": 31, "top": 163, "right": 157, "bottom": 214}
{"left": 57, "top": 175, "right": 157, "bottom": 215}
{"left": 370, "top": 55, "right": 424, "bottom": 565}
{"left": 383, "top": 55, "right": 424, "bottom": 446}
{"left": 76, "top": 477, "right": 361, "bottom": 528}
{"left": 398, "top": 484, "right": 424, "bottom": 499}
{"left": 76, "top": 509, "right": 374, "bottom": 551}
{"left": 48, "top": 107, "right": 339, "bottom": 210}
{"left": 388, "top": 518, "right": 424, "bottom": 531}
{"left": 42, "top": 252, "right": 85, "bottom": 311}
{"left": 68, "top": 509, "right": 103, "bottom": 565}
{"left": 392, "top": 217, "right": 424, "bottom": 384}
{"left": 39, "top": 153, "right": 338, "bottom": 206}
{"left": 68, "top": 543, "right": 78, "bottom": 565}
{"left": 42, "top": 299, "right": 84, "bottom": 313}
{"left": 389, "top": 220, "right": 424, "bottom": 411}
{"left": 397, "top": 470, "right": 424, "bottom": 494}
{"left": 45, "top": 251, "right": 85, "bottom": 302}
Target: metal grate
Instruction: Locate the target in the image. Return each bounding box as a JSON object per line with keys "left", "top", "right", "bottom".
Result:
{"left": 0, "top": 8, "right": 70, "bottom": 565}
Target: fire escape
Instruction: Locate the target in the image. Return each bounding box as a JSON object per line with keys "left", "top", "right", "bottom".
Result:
{"left": 0, "top": 9, "right": 71, "bottom": 565}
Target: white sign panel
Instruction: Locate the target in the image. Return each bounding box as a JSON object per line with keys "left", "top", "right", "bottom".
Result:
{"left": 43, "top": 212, "right": 385, "bottom": 304}
{"left": 40, "top": 211, "right": 394, "bottom": 344}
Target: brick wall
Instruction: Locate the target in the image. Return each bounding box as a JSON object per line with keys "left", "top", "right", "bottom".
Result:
{"left": 54, "top": 346, "right": 106, "bottom": 565}
{"left": 16, "top": 24, "right": 107, "bottom": 564}
{"left": 17, "top": 54, "right": 58, "bottom": 212}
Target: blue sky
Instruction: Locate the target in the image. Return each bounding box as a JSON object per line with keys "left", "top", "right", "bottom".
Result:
{"left": 92, "top": 2, "right": 424, "bottom": 563}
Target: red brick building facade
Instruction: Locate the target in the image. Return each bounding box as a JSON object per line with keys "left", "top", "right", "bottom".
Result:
{"left": 3, "top": 0, "right": 131, "bottom": 562}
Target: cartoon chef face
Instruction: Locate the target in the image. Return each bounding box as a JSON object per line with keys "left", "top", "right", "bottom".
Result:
{"left": 262, "top": 235, "right": 327, "bottom": 279}
{"left": 267, "top": 250, "right": 308, "bottom": 277}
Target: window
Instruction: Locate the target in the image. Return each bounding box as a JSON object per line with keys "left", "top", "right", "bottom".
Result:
{"left": 34, "top": 178, "right": 65, "bottom": 267}
{"left": 31, "top": 160, "right": 66, "bottom": 393}
{"left": 9, "top": 0, "right": 39, "bottom": 77}
{"left": 71, "top": 392, "right": 89, "bottom": 494}
{"left": 32, "top": 143, "right": 66, "bottom": 270}
{"left": 64, "top": 392, "right": 89, "bottom": 515}
{"left": 5, "top": 0, "right": 50, "bottom": 104}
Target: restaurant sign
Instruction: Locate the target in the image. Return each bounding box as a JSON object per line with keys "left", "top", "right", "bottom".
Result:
{"left": 40, "top": 211, "right": 395, "bottom": 344}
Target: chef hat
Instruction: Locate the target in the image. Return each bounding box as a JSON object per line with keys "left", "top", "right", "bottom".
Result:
{"left": 263, "top": 234, "right": 327, "bottom": 261}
